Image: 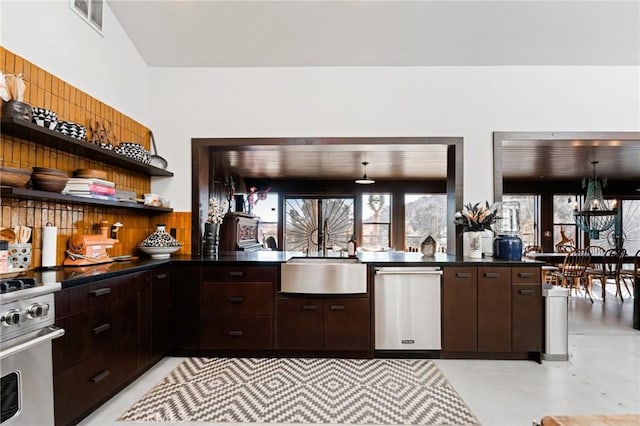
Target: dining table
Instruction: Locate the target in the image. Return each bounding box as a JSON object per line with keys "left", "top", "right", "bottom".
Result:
{"left": 525, "top": 252, "right": 637, "bottom": 265}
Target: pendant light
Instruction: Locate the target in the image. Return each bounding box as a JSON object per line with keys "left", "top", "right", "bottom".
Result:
{"left": 573, "top": 161, "right": 618, "bottom": 239}
{"left": 355, "top": 161, "right": 375, "bottom": 184}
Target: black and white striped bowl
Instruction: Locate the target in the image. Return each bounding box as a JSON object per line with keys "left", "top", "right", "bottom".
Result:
{"left": 55, "top": 120, "right": 87, "bottom": 140}
{"left": 31, "top": 107, "right": 58, "bottom": 130}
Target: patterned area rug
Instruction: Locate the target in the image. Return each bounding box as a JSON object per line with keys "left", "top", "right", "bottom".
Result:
{"left": 120, "top": 357, "right": 479, "bottom": 425}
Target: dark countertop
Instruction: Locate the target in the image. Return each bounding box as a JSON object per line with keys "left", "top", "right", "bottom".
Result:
{"left": 13, "top": 251, "right": 542, "bottom": 289}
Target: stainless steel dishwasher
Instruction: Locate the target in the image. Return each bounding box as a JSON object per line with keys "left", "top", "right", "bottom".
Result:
{"left": 374, "top": 267, "right": 442, "bottom": 353}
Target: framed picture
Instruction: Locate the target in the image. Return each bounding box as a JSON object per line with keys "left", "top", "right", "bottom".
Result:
{"left": 71, "top": 0, "right": 103, "bottom": 34}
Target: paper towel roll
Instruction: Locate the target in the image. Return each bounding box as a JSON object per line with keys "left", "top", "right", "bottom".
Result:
{"left": 42, "top": 225, "right": 57, "bottom": 268}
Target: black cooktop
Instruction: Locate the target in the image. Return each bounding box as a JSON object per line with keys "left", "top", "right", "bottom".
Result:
{"left": 0, "top": 278, "right": 37, "bottom": 294}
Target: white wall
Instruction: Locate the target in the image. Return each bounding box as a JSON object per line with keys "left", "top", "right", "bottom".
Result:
{"left": 148, "top": 66, "right": 640, "bottom": 211}
{"left": 0, "top": 0, "right": 149, "bottom": 124}
{"left": 2, "top": 2, "right": 638, "bottom": 213}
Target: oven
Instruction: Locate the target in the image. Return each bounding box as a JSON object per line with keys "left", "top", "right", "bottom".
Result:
{"left": 0, "top": 278, "right": 64, "bottom": 426}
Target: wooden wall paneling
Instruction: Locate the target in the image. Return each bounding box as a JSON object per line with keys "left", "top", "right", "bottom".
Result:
{"left": 0, "top": 48, "right": 191, "bottom": 266}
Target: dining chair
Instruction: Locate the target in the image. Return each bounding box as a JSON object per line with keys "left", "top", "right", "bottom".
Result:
{"left": 585, "top": 245, "right": 606, "bottom": 296}
{"left": 590, "top": 248, "right": 628, "bottom": 302}
{"left": 524, "top": 245, "right": 555, "bottom": 284}
{"left": 523, "top": 245, "right": 543, "bottom": 254}
{"left": 550, "top": 249, "right": 592, "bottom": 302}
{"left": 555, "top": 244, "right": 575, "bottom": 253}
{"left": 620, "top": 249, "right": 639, "bottom": 297}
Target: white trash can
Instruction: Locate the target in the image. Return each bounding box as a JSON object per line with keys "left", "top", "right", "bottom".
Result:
{"left": 542, "top": 285, "right": 569, "bottom": 361}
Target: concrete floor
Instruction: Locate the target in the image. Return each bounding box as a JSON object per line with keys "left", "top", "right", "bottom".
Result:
{"left": 79, "top": 289, "right": 639, "bottom": 426}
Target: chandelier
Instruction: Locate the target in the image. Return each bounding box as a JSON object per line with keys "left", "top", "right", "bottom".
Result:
{"left": 573, "top": 161, "right": 618, "bottom": 239}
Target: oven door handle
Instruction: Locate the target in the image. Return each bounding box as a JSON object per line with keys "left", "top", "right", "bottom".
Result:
{"left": 0, "top": 326, "right": 65, "bottom": 360}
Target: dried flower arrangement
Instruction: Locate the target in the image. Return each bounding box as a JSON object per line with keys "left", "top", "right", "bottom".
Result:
{"left": 206, "top": 198, "right": 228, "bottom": 224}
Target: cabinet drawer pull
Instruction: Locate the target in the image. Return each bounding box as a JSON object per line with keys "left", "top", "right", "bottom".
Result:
{"left": 330, "top": 304, "right": 345, "bottom": 311}
{"left": 518, "top": 289, "right": 535, "bottom": 296}
{"left": 228, "top": 271, "right": 244, "bottom": 277}
{"left": 92, "top": 323, "right": 111, "bottom": 335}
{"left": 484, "top": 272, "right": 500, "bottom": 278}
{"left": 89, "top": 288, "right": 111, "bottom": 297}
{"left": 302, "top": 304, "right": 317, "bottom": 311}
{"left": 228, "top": 296, "right": 244, "bottom": 303}
{"left": 155, "top": 273, "right": 168, "bottom": 280}
{"left": 228, "top": 330, "right": 243, "bottom": 337}
{"left": 90, "top": 370, "right": 110, "bottom": 384}
{"left": 518, "top": 272, "right": 534, "bottom": 278}
{"left": 455, "top": 272, "right": 471, "bottom": 278}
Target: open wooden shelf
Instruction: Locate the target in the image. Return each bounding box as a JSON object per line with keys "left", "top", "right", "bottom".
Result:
{"left": 1, "top": 186, "right": 173, "bottom": 214}
{"left": 1, "top": 117, "right": 173, "bottom": 177}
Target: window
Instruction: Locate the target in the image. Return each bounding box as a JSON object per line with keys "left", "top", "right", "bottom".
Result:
{"left": 405, "top": 194, "right": 447, "bottom": 252}
{"left": 502, "top": 195, "right": 539, "bottom": 248}
{"left": 250, "top": 192, "right": 279, "bottom": 249}
{"left": 361, "top": 194, "right": 391, "bottom": 250}
{"left": 588, "top": 199, "right": 640, "bottom": 253}
{"left": 283, "top": 197, "right": 354, "bottom": 253}
{"left": 553, "top": 195, "right": 578, "bottom": 249}
{"left": 71, "top": 0, "right": 103, "bottom": 33}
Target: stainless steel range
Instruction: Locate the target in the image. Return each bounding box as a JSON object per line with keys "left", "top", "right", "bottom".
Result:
{"left": 0, "top": 277, "right": 64, "bottom": 426}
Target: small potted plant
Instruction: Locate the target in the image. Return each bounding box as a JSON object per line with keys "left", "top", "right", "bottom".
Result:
{"left": 454, "top": 201, "right": 499, "bottom": 258}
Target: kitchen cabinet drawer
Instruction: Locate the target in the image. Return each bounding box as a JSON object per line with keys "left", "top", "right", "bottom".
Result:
{"left": 512, "top": 284, "right": 542, "bottom": 352}
{"left": 478, "top": 267, "right": 511, "bottom": 352}
{"left": 54, "top": 351, "right": 125, "bottom": 426}
{"left": 512, "top": 267, "right": 541, "bottom": 283}
{"left": 200, "top": 317, "right": 273, "bottom": 349}
{"left": 55, "top": 271, "right": 147, "bottom": 318}
{"left": 201, "top": 266, "right": 275, "bottom": 283}
{"left": 53, "top": 305, "right": 112, "bottom": 375}
{"left": 201, "top": 282, "right": 273, "bottom": 317}
{"left": 276, "top": 298, "right": 323, "bottom": 350}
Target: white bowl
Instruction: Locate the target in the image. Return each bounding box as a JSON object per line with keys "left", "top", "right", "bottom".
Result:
{"left": 138, "top": 245, "right": 181, "bottom": 259}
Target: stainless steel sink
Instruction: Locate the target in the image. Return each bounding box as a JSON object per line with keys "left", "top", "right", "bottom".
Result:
{"left": 281, "top": 257, "right": 367, "bottom": 294}
{"left": 287, "top": 257, "right": 360, "bottom": 264}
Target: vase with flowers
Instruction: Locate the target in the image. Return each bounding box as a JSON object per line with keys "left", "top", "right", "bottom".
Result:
{"left": 203, "top": 198, "right": 228, "bottom": 256}
{"left": 454, "top": 201, "right": 499, "bottom": 258}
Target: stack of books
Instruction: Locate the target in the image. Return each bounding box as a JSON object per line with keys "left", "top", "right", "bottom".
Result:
{"left": 63, "top": 178, "right": 117, "bottom": 200}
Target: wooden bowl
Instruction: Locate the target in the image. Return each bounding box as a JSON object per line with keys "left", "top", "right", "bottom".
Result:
{"left": 0, "top": 166, "right": 32, "bottom": 187}
{"left": 74, "top": 168, "right": 107, "bottom": 180}
{"left": 31, "top": 167, "right": 68, "bottom": 177}
{"left": 30, "top": 175, "right": 68, "bottom": 192}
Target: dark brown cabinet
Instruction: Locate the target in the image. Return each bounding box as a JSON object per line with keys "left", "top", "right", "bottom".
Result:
{"left": 200, "top": 265, "right": 275, "bottom": 350}
{"left": 477, "top": 267, "right": 511, "bottom": 352}
{"left": 276, "top": 298, "right": 324, "bottom": 350}
{"left": 151, "top": 267, "right": 172, "bottom": 359}
{"left": 511, "top": 268, "right": 542, "bottom": 352}
{"left": 276, "top": 297, "right": 371, "bottom": 352}
{"left": 442, "top": 265, "right": 541, "bottom": 359}
{"left": 53, "top": 270, "right": 149, "bottom": 426}
{"left": 442, "top": 267, "right": 477, "bottom": 352}
{"left": 170, "top": 264, "right": 200, "bottom": 350}
{"left": 219, "top": 212, "right": 263, "bottom": 251}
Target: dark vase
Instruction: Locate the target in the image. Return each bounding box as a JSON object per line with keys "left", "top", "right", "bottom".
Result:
{"left": 203, "top": 223, "right": 220, "bottom": 256}
{"left": 493, "top": 234, "right": 523, "bottom": 261}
